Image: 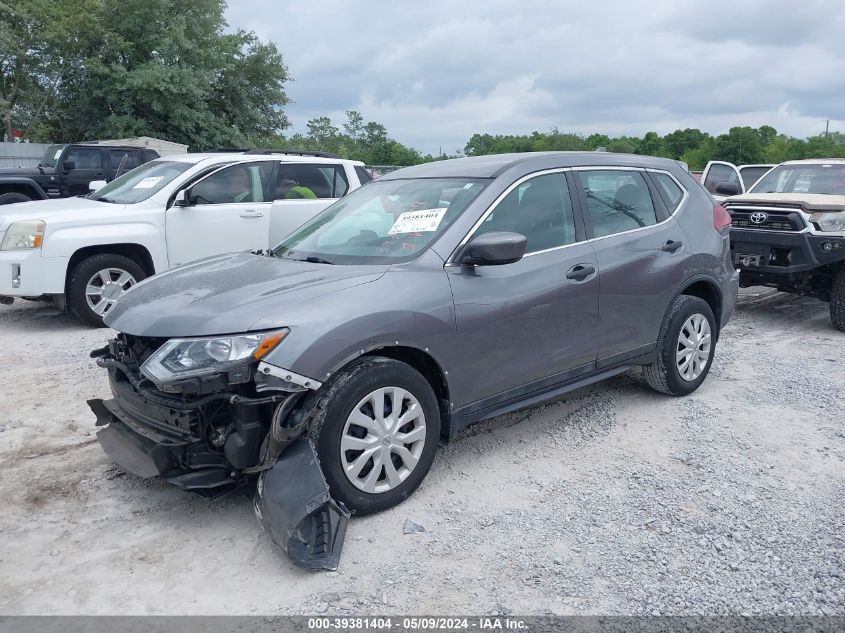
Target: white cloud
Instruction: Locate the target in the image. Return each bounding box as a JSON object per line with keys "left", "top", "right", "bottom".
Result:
{"left": 226, "top": 0, "right": 845, "bottom": 154}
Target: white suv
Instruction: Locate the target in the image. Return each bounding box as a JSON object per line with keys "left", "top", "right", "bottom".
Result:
{"left": 0, "top": 150, "right": 371, "bottom": 325}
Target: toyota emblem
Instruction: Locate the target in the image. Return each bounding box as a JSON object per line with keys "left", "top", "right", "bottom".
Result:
{"left": 750, "top": 212, "right": 768, "bottom": 224}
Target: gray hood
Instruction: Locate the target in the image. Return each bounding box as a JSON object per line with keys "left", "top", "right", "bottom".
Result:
{"left": 105, "top": 252, "right": 389, "bottom": 337}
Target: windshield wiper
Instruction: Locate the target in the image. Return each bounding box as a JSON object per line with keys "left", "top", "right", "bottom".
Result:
{"left": 304, "top": 256, "right": 335, "bottom": 265}
{"left": 93, "top": 196, "right": 118, "bottom": 203}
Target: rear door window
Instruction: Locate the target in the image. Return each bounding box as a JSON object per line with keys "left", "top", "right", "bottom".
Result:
{"left": 274, "top": 164, "right": 349, "bottom": 200}
{"left": 577, "top": 170, "right": 659, "bottom": 238}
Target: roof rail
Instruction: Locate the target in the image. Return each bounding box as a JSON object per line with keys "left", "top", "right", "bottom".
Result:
{"left": 243, "top": 148, "right": 342, "bottom": 159}
{"left": 205, "top": 148, "right": 251, "bottom": 153}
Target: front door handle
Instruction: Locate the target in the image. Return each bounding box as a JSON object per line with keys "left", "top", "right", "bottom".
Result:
{"left": 662, "top": 239, "right": 683, "bottom": 253}
{"left": 566, "top": 263, "right": 596, "bottom": 280}
{"left": 240, "top": 210, "right": 264, "bottom": 218}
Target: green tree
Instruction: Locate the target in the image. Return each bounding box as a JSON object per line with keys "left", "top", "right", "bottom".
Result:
{"left": 663, "top": 128, "right": 707, "bottom": 160}
{"left": 5, "top": 0, "right": 289, "bottom": 148}
{"left": 713, "top": 126, "right": 764, "bottom": 164}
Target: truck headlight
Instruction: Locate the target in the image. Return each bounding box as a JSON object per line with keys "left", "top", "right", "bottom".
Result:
{"left": 0, "top": 220, "right": 45, "bottom": 250}
{"left": 810, "top": 212, "right": 845, "bottom": 233}
{"left": 141, "top": 329, "right": 289, "bottom": 383}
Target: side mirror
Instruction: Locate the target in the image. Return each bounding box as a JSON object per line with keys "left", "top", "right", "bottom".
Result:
{"left": 89, "top": 180, "right": 107, "bottom": 193}
{"left": 62, "top": 161, "right": 76, "bottom": 172}
{"left": 174, "top": 189, "right": 188, "bottom": 206}
{"left": 460, "top": 231, "right": 527, "bottom": 266}
{"left": 715, "top": 181, "right": 740, "bottom": 196}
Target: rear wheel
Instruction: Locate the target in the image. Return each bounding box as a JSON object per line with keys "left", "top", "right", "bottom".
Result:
{"left": 307, "top": 357, "right": 440, "bottom": 515}
{"left": 0, "top": 192, "right": 33, "bottom": 205}
{"left": 67, "top": 253, "right": 146, "bottom": 327}
{"left": 643, "top": 295, "right": 716, "bottom": 396}
{"left": 831, "top": 266, "right": 845, "bottom": 332}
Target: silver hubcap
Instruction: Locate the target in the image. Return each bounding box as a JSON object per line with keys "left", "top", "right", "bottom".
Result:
{"left": 85, "top": 268, "right": 137, "bottom": 316}
{"left": 676, "top": 313, "right": 711, "bottom": 382}
{"left": 340, "top": 386, "right": 426, "bottom": 494}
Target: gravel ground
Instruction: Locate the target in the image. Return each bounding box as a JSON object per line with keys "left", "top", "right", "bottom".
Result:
{"left": 0, "top": 288, "right": 842, "bottom": 616}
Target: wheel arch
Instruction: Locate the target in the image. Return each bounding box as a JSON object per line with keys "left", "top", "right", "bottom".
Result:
{"left": 329, "top": 344, "right": 453, "bottom": 439}
{"left": 66, "top": 243, "right": 156, "bottom": 290}
{"left": 0, "top": 179, "right": 48, "bottom": 200}
{"left": 676, "top": 275, "right": 723, "bottom": 337}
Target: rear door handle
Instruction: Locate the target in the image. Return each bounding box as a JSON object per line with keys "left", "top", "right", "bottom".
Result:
{"left": 662, "top": 239, "right": 683, "bottom": 253}
{"left": 565, "top": 263, "right": 596, "bottom": 281}
{"left": 240, "top": 210, "right": 264, "bottom": 218}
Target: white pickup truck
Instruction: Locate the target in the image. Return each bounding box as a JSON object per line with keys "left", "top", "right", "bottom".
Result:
{"left": 0, "top": 150, "right": 371, "bottom": 325}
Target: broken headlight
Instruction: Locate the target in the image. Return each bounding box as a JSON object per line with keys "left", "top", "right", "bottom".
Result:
{"left": 140, "top": 329, "right": 289, "bottom": 383}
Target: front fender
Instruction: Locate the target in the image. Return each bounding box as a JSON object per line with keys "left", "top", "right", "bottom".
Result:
{"left": 0, "top": 177, "right": 48, "bottom": 199}
{"left": 42, "top": 221, "right": 169, "bottom": 273}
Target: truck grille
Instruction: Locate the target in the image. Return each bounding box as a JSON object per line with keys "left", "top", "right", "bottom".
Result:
{"left": 726, "top": 206, "right": 806, "bottom": 232}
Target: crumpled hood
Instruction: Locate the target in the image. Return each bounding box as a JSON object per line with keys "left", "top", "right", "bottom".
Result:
{"left": 0, "top": 196, "right": 121, "bottom": 230}
{"left": 727, "top": 192, "right": 845, "bottom": 212}
{"left": 105, "top": 252, "right": 389, "bottom": 337}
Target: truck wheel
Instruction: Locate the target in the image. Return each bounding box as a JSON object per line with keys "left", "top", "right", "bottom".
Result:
{"left": 306, "top": 357, "right": 440, "bottom": 515}
{"left": 831, "top": 266, "right": 845, "bottom": 332}
{"left": 643, "top": 295, "right": 717, "bottom": 396}
{"left": 67, "top": 253, "right": 146, "bottom": 327}
{"left": 0, "top": 192, "right": 33, "bottom": 205}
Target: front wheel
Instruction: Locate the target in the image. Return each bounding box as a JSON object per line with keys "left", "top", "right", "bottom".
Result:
{"left": 67, "top": 253, "right": 146, "bottom": 327}
{"left": 307, "top": 357, "right": 440, "bottom": 515}
{"left": 830, "top": 266, "right": 845, "bottom": 332}
{"left": 643, "top": 295, "right": 717, "bottom": 396}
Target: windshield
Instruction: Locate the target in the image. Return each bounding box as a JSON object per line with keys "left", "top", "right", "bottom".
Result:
{"left": 273, "top": 177, "right": 489, "bottom": 264}
{"left": 750, "top": 163, "right": 845, "bottom": 195}
{"left": 91, "top": 160, "right": 193, "bottom": 203}
{"left": 40, "top": 145, "right": 66, "bottom": 168}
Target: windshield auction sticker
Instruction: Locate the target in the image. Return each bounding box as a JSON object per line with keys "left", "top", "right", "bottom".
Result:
{"left": 388, "top": 208, "right": 447, "bottom": 234}
{"left": 132, "top": 176, "right": 164, "bottom": 189}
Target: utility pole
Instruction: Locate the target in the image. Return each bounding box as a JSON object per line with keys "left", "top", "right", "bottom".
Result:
{"left": 825, "top": 119, "right": 830, "bottom": 137}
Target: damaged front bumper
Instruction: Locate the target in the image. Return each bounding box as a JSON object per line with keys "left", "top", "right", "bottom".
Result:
{"left": 88, "top": 334, "right": 349, "bottom": 570}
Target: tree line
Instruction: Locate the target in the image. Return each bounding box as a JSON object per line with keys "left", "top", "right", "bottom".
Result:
{"left": 3, "top": 1, "right": 841, "bottom": 168}
{"left": 463, "top": 126, "right": 845, "bottom": 169}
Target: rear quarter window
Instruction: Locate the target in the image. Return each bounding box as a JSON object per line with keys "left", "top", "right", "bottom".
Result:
{"left": 652, "top": 172, "right": 685, "bottom": 212}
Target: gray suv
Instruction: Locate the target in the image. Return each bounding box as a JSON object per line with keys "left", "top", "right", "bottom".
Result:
{"left": 89, "top": 152, "right": 739, "bottom": 569}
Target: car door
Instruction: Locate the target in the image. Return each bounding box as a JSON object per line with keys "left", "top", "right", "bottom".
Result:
{"left": 60, "top": 147, "right": 107, "bottom": 196}
{"left": 268, "top": 163, "right": 350, "bottom": 245}
{"left": 446, "top": 170, "right": 599, "bottom": 409}
{"left": 165, "top": 161, "right": 275, "bottom": 266}
{"left": 573, "top": 168, "right": 690, "bottom": 365}
{"left": 701, "top": 161, "right": 744, "bottom": 202}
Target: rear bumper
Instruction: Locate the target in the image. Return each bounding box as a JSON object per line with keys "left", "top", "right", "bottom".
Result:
{"left": 730, "top": 229, "right": 845, "bottom": 275}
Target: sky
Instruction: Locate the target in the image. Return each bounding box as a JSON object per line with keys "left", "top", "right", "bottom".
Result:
{"left": 225, "top": 0, "right": 845, "bottom": 155}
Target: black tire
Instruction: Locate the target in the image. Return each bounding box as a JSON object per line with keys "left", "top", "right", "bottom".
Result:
{"left": 643, "top": 295, "right": 717, "bottom": 396}
{"left": 831, "top": 266, "right": 845, "bottom": 332}
{"left": 306, "top": 356, "right": 440, "bottom": 515}
{"left": 67, "top": 253, "right": 146, "bottom": 327}
{"left": 0, "top": 192, "right": 33, "bottom": 205}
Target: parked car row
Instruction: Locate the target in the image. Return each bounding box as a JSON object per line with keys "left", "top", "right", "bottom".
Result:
{"left": 4, "top": 147, "right": 842, "bottom": 571}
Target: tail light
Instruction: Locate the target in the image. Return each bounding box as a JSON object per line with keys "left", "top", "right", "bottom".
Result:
{"left": 713, "top": 204, "right": 732, "bottom": 232}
